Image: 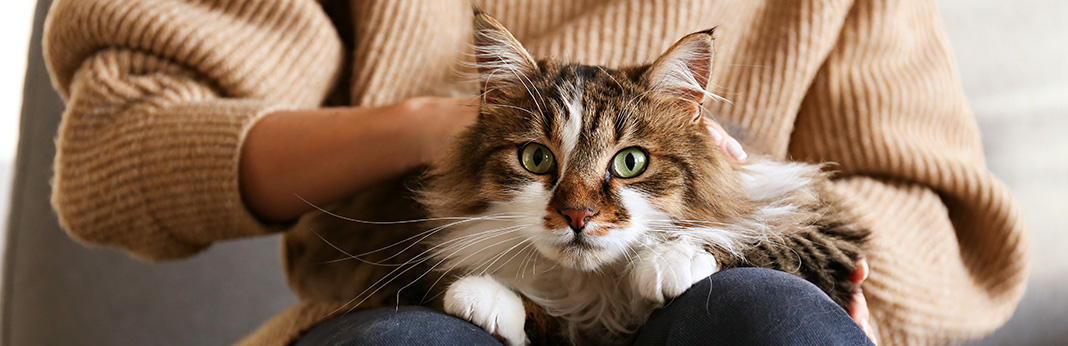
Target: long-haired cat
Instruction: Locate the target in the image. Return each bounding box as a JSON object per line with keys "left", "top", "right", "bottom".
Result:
{"left": 412, "top": 12, "right": 869, "bottom": 345}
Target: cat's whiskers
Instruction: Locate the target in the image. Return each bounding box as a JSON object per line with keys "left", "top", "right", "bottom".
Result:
{"left": 334, "top": 226, "right": 527, "bottom": 315}
{"left": 517, "top": 241, "right": 542, "bottom": 279}
{"left": 621, "top": 244, "right": 643, "bottom": 270}
{"left": 541, "top": 259, "right": 559, "bottom": 273}
{"left": 419, "top": 232, "right": 530, "bottom": 301}
{"left": 423, "top": 226, "right": 525, "bottom": 264}
{"left": 416, "top": 224, "right": 536, "bottom": 299}
{"left": 353, "top": 226, "right": 521, "bottom": 289}
{"left": 416, "top": 225, "right": 532, "bottom": 302}
{"left": 646, "top": 219, "right": 735, "bottom": 228}
{"left": 434, "top": 232, "right": 526, "bottom": 278}
{"left": 596, "top": 66, "right": 626, "bottom": 92}
{"left": 402, "top": 230, "right": 528, "bottom": 304}
{"left": 645, "top": 216, "right": 792, "bottom": 255}
{"left": 317, "top": 213, "right": 527, "bottom": 265}
{"left": 618, "top": 89, "right": 655, "bottom": 130}
{"left": 298, "top": 194, "right": 521, "bottom": 224}
{"left": 474, "top": 237, "right": 532, "bottom": 278}
{"left": 501, "top": 58, "right": 547, "bottom": 119}
{"left": 310, "top": 229, "right": 403, "bottom": 267}
{"left": 357, "top": 214, "right": 528, "bottom": 264}
{"left": 484, "top": 103, "right": 538, "bottom": 117}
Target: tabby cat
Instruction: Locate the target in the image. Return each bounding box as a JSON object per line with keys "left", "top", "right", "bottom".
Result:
{"left": 412, "top": 12, "right": 869, "bottom": 345}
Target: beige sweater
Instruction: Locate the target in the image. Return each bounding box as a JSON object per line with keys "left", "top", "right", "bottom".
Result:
{"left": 43, "top": 0, "right": 1028, "bottom": 345}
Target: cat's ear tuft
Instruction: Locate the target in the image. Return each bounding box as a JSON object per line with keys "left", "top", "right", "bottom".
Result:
{"left": 644, "top": 29, "right": 717, "bottom": 122}
{"left": 473, "top": 12, "right": 538, "bottom": 102}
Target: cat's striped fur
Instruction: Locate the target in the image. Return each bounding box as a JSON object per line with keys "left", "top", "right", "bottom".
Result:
{"left": 297, "top": 11, "right": 867, "bottom": 346}
{"left": 409, "top": 12, "right": 869, "bottom": 345}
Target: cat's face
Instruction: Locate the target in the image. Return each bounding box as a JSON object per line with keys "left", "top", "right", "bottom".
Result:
{"left": 423, "top": 14, "right": 748, "bottom": 271}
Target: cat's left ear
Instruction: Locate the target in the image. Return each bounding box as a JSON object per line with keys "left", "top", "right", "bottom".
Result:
{"left": 473, "top": 11, "right": 539, "bottom": 103}
{"left": 644, "top": 29, "right": 716, "bottom": 122}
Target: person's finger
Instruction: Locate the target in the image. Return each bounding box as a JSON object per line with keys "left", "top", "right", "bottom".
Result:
{"left": 724, "top": 138, "right": 748, "bottom": 161}
{"left": 701, "top": 117, "right": 747, "bottom": 162}
{"left": 701, "top": 116, "right": 727, "bottom": 145}
{"left": 851, "top": 257, "right": 870, "bottom": 284}
{"left": 849, "top": 288, "right": 877, "bottom": 345}
{"left": 847, "top": 256, "right": 876, "bottom": 344}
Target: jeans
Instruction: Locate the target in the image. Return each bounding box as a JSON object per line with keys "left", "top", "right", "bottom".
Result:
{"left": 294, "top": 268, "right": 874, "bottom": 345}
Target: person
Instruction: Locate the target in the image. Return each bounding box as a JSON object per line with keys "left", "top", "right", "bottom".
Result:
{"left": 42, "top": 0, "right": 1027, "bottom": 345}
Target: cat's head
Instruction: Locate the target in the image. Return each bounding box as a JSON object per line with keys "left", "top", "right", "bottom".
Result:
{"left": 422, "top": 13, "right": 754, "bottom": 271}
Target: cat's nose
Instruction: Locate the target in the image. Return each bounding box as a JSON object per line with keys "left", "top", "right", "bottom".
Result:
{"left": 560, "top": 208, "right": 597, "bottom": 232}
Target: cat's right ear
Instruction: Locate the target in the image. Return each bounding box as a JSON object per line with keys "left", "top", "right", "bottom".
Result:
{"left": 473, "top": 11, "right": 539, "bottom": 103}
{"left": 644, "top": 29, "right": 718, "bottom": 122}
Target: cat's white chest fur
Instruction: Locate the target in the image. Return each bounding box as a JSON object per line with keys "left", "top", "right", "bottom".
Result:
{"left": 444, "top": 239, "right": 719, "bottom": 346}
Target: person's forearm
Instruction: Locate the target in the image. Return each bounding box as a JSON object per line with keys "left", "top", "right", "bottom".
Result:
{"left": 239, "top": 97, "right": 474, "bottom": 222}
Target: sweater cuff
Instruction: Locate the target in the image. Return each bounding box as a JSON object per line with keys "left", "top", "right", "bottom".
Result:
{"left": 824, "top": 176, "right": 1026, "bottom": 344}
{"left": 164, "top": 99, "right": 293, "bottom": 242}
{"left": 53, "top": 98, "right": 290, "bottom": 261}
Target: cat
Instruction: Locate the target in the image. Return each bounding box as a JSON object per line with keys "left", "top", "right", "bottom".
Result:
{"left": 411, "top": 12, "right": 869, "bottom": 346}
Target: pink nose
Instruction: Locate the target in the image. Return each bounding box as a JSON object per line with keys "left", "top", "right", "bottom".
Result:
{"left": 560, "top": 208, "right": 597, "bottom": 232}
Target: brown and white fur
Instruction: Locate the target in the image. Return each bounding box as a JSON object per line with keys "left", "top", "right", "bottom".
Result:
{"left": 412, "top": 13, "right": 868, "bottom": 346}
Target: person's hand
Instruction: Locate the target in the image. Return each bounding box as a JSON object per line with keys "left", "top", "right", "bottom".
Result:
{"left": 407, "top": 96, "right": 480, "bottom": 165}
{"left": 702, "top": 117, "right": 747, "bottom": 161}
{"left": 239, "top": 97, "right": 478, "bottom": 222}
{"left": 849, "top": 257, "right": 878, "bottom": 345}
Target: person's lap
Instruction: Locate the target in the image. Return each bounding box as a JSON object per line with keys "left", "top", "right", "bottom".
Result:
{"left": 294, "top": 268, "right": 872, "bottom": 346}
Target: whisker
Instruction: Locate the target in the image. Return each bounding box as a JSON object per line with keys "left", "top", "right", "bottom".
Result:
{"left": 318, "top": 213, "right": 528, "bottom": 264}
{"left": 333, "top": 227, "right": 526, "bottom": 315}
{"left": 402, "top": 231, "right": 527, "bottom": 304}
{"left": 421, "top": 231, "right": 530, "bottom": 296}
{"left": 475, "top": 238, "right": 531, "bottom": 277}
{"left": 596, "top": 65, "right": 625, "bottom": 92}
{"left": 484, "top": 103, "right": 539, "bottom": 117}
{"left": 518, "top": 242, "right": 540, "bottom": 279}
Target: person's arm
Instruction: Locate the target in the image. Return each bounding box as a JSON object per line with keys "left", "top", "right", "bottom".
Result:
{"left": 240, "top": 97, "right": 478, "bottom": 222}
{"left": 788, "top": 0, "right": 1027, "bottom": 343}
{"left": 45, "top": 0, "right": 344, "bottom": 260}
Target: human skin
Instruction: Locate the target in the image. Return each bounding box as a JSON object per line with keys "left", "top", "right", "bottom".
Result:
{"left": 239, "top": 97, "right": 479, "bottom": 222}
{"left": 236, "top": 96, "right": 873, "bottom": 343}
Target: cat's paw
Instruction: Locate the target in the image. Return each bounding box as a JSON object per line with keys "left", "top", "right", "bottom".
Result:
{"left": 444, "top": 275, "right": 528, "bottom": 346}
{"left": 631, "top": 242, "right": 720, "bottom": 304}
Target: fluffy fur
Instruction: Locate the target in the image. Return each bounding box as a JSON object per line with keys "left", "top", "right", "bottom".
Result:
{"left": 410, "top": 12, "right": 868, "bottom": 345}
{"left": 299, "top": 12, "right": 868, "bottom": 346}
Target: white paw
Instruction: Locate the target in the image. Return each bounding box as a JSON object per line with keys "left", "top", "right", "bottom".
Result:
{"left": 444, "top": 276, "right": 528, "bottom": 346}
{"left": 631, "top": 242, "right": 720, "bottom": 304}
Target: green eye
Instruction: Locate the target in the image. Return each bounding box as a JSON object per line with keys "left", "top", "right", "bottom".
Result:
{"left": 520, "top": 143, "right": 554, "bottom": 174}
{"left": 611, "top": 147, "right": 648, "bottom": 178}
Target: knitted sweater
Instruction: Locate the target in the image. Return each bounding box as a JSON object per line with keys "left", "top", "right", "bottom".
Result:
{"left": 43, "top": 0, "right": 1028, "bottom": 345}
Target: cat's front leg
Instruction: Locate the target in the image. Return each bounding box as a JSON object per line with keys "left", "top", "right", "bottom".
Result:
{"left": 444, "top": 275, "right": 528, "bottom": 346}
{"left": 630, "top": 242, "right": 720, "bottom": 304}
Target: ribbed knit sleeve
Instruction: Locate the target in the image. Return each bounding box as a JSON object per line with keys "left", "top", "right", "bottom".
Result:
{"left": 789, "top": 0, "right": 1028, "bottom": 344}
{"left": 44, "top": 0, "right": 345, "bottom": 260}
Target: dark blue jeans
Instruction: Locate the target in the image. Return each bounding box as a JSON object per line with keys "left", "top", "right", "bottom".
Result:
{"left": 294, "top": 268, "right": 873, "bottom": 345}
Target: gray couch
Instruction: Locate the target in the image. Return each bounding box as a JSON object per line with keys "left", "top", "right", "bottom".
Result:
{"left": 3, "top": 0, "right": 1065, "bottom": 345}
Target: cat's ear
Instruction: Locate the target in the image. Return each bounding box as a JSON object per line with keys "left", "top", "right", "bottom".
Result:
{"left": 644, "top": 29, "right": 716, "bottom": 122}
{"left": 473, "top": 11, "right": 539, "bottom": 102}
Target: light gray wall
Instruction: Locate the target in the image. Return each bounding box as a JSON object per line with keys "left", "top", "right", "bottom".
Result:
{"left": 937, "top": 0, "right": 1068, "bottom": 344}
{"left": 1, "top": 1, "right": 297, "bottom": 345}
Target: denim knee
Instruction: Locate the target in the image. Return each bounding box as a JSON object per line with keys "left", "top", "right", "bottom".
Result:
{"left": 683, "top": 267, "right": 836, "bottom": 310}
{"left": 635, "top": 267, "right": 871, "bottom": 346}
{"left": 294, "top": 306, "right": 500, "bottom": 346}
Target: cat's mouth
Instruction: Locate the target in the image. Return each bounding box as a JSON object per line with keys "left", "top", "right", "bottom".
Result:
{"left": 537, "top": 229, "right": 627, "bottom": 271}
{"left": 564, "top": 236, "right": 595, "bottom": 250}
